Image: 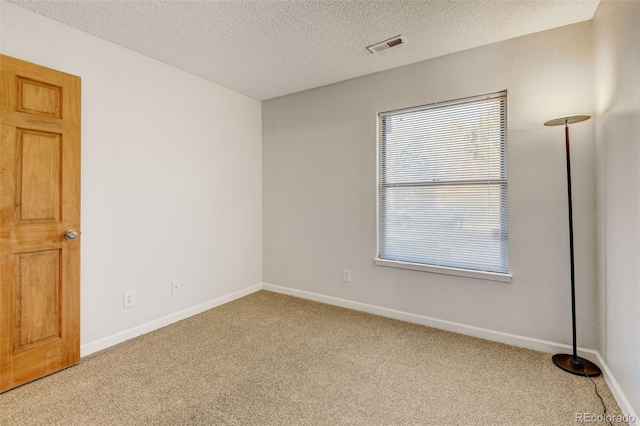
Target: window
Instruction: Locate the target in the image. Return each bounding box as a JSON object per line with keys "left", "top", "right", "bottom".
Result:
{"left": 376, "top": 91, "right": 509, "bottom": 280}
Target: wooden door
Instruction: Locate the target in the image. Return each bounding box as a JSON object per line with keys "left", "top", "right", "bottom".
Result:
{"left": 0, "top": 55, "right": 81, "bottom": 393}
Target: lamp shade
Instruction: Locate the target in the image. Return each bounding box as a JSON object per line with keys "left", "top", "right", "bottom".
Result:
{"left": 544, "top": 114, "right": 590, "bottom": 127}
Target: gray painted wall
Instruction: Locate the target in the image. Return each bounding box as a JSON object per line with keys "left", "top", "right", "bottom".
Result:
{"left": 594, "top": 0, "right": 640, "bottom": 414}
{"left": 263, "top": 22, "right": 597, "bottom": 348}
{"left": 1, "top": 3, "right": 263, "bottom": 349}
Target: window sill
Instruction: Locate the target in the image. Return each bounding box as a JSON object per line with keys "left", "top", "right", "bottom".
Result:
{"left": 374, "top": 258, "right": 512, "bottom": 283}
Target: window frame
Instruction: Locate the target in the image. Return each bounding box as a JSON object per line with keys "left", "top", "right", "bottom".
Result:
{"left": 375, "top": 92, "right": 512, "bottom": 283}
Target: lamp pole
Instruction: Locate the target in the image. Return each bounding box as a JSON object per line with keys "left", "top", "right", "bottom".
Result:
{"left": 544, "top": 114, "right": 601, "bottom": 377}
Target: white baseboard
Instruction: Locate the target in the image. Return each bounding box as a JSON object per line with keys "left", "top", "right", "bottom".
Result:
{"left": 262, "top": 282, "right": 638, "bottom": 424}
{"left": 262, "top": 283, "right": 591, "bottom": 356}
{"left": 594, "top": 352, "right": 639, "bottom": 425}
{"left": 80, "top": 283, "right": 262, "bottom": 357}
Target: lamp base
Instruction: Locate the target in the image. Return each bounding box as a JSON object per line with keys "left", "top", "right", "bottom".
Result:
{"left": 552, "top": 354, "right": 601, "bottom": 377}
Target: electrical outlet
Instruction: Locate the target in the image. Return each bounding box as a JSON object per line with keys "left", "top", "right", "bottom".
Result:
{"left": 342, "top": 268, "right": 351, "bottom": 283}
{"left": 172, "top": 281, "right": 180, "bottom": 294}
{"left": 124, "top": 290, "right": 135, "bottom": 308}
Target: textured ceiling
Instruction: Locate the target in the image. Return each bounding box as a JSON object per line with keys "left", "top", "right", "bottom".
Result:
{"left": 9, "top": 0, "right": 600, "bottom": 100}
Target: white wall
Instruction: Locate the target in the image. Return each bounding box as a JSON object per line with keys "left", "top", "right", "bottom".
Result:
{"left": 1, "top": 2, "right": 263, "bottom": 351}
{"left": 594, "top": 0, "right": 640, "bottom": 415}
{"left": 264, "top": 22, "right": 598, "bottom": 348}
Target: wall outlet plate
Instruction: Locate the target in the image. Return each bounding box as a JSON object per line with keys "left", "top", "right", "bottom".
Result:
{"left": 124, "top": 290, "right": 135, "bottom": 308}
{"left": 172, "top": 281, "right": 180, "bottom": 294}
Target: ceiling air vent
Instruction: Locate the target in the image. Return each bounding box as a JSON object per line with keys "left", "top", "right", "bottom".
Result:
{"left": 367, "top": 35, "right": 406, "bottom": 54}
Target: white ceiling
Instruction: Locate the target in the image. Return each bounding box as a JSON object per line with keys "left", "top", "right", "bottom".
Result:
{"left": 9, "top": 0, "right": 600, "bottom": 100}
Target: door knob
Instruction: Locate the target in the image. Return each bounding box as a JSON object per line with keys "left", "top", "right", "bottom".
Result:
{"left": 64, "top": 230, "right": 79, "bottom": 240}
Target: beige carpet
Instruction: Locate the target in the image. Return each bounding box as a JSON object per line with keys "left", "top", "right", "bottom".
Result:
{"left": 0, "top": 290, "right": 625, "bottom": 425}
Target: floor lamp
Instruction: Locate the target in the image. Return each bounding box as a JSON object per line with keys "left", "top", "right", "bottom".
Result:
{"left": 543, "top": 114, "right": 601, "bottom": 377}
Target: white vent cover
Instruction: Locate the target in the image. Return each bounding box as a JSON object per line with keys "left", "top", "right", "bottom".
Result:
{"left": 367, "top": 35, "right": 406, "bottom": 54}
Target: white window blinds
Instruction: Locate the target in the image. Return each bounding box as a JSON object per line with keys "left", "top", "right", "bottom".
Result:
{"left": 378, "top": 91, "right": 509, "bottom": 275}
